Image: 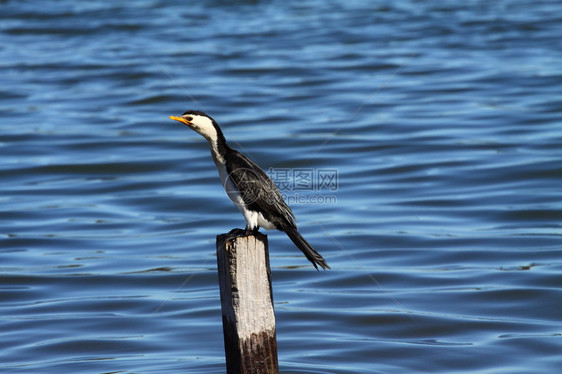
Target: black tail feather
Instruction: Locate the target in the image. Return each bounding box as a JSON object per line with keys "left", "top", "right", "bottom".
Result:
{"left": 285, "top": 227, "right": 330, "bottom": 270}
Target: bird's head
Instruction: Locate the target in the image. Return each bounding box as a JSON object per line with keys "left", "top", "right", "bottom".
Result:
{"left": 170, "top": 110, "right": 221, "bottom": 142}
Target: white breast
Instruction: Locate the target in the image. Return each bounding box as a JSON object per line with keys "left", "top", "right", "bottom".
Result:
{"left": 213, "top": 158, "right": 255, "bottom": 228}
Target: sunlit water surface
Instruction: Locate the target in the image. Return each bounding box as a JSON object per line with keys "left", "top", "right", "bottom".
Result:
{"left": 1, "top": 1, "right": 561, "bottom": 373}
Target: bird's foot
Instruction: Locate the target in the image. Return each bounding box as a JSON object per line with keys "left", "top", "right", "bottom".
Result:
{"left": 244, "top": 226, "right": 260, "bottom": 236}
{"left": 227, "top": 228, "right": 247, "bottom": 237}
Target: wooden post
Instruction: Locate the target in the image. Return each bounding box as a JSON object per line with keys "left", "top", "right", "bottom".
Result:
{"left": 216, "top": 229, "right": 279, "bottom": 374}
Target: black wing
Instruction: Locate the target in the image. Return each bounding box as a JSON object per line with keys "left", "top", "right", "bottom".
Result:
{"left": 225, "top": 147, "right": 330, "bottom": 270}
{"left": 225, "top": 147, "right": 296, "bottom": 229}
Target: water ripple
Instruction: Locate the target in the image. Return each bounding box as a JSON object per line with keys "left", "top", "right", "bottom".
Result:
{"left": 1, "top": 1, "right": 562, "bottom": 373}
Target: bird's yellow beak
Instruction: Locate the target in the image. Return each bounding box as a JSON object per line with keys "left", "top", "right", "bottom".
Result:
{"left": 170, "top": 115, "right": 191, "bottom": 126}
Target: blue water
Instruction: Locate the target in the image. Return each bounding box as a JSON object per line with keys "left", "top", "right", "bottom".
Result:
{"left": 1, "top": 1, "right": 561, "bottom": 373}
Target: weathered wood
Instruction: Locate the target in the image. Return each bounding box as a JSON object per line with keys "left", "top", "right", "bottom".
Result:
{"left": 216, "top": 229, "right": 279, "bottom": 374}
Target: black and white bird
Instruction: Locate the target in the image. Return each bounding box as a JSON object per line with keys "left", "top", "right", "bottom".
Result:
{"left": 170, "top": 110, "right": 330, "bottom": 270}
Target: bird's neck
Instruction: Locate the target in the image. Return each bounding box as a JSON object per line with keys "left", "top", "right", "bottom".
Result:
{"left": 206, "top": 128, "right": 228, "bottom": 164}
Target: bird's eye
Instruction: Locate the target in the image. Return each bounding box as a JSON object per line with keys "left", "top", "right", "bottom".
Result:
{"left": 186, "top": 117, "right": 193, "bottom": 121}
